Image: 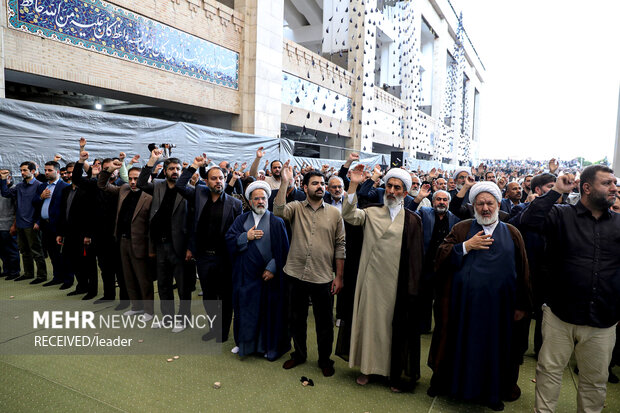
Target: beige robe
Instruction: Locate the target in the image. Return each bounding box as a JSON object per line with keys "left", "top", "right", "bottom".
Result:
{"left": 342, "top": 194, "right": 404, "bottom": 376}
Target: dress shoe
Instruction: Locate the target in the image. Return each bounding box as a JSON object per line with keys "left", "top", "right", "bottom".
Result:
{"left": 14, "top": 275, "right": 34, "bottom": 281}
{"left": 202, "top": 331, "right": 217, "bottom": 342}
{"left": 59, "top": 283, "right": 73, "bottom": 290}
{"left": 115, "top": 301, "right": 130, "bottom": 311}
{"left": 171, "top": 323, "right": 186, "bottom": 333}
{"left": 30, "top": 278, "right": 46, "bottom": 285}
{"left": 43, "top": 279, "right": 63, "bottom": 287}
{"left": 138, "top": 313, "right": 154, "bottom": 322}
{"left": 321, "top": 365, "right": 335, "bottom": 377}
{"left": 123, "top": 309, "right": 144, "bottom": 316}
{"left": 5, "top": 274, "right": 19, "bottom": 280}
{"left": 488, "top": 401, "right": 505, "bottom": 411}
{"left": 82, "top": 293, "right": 97, "bottom": 300}
{"left": 503, "top": 384, "right": 521, "bottom": 402}
{"left": 93, "top": 297, "right": 115, "bottom": 304}
{"left": 67, "top": 290, "right": 87, "bottom": 296}
{"left": 282, "top": 358, "right": 305, "bottom": 370}
{"left": 609, "top": 369, "right": 619, "bottom": 384}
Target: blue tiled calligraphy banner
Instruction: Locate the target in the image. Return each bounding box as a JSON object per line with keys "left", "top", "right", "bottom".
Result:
{"left": 8, "top": 0, "right": 239, "bottom": 89}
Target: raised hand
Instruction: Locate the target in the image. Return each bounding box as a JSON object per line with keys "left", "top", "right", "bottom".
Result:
{"left": 192, "top": 155, "right": 207, "bottom": 169}
{"left": 0, "top": 169, "right": 10, "bottom": 180}
{"left": 110, "top": 159, "right": 123, "bottom": 170}
{"left": 418, "top": 183, "right": 431, "bottom": 199}
{"left": 256, "top": 146, "right": 265, "bottom": 159}
{"left": 349, "top": 152, "right": 360, "bottom": 162}
{"left": 280, "top": 160, "right": 293, "bottom": 183}
{"left": 464, "top": 175, "right": 476, "bottom": 189}
{"left": 79, "top": 151, "right": 89, "bottom": 162}
{"left": 465, "top": 230, "right": 494, "bottom": 251}
{"left": 79, "top": 137, "right": 86, "bottom": 149}
{"left": 349, "top": 164, "right": 365, "bottom": 185}
{"left": 549, "top": 158, "right": 559, "bottom": 174}
{"left": 130, "top": 154, "right": 140, "bottom": 164}
{"left": 53, "top": 154, "right": 62, "bottom": 162}
{"left": 552, "top": 174, "right": 575, "bottom": 194}
{"left": 182, "top": 161, "right": 189, "bottom": 169}
{"left": 119, "top": 152, "right": 127, "bottom": 161}
{"left": 240, "top": 162, "right": 247, "bottom": 171}
{"left": 428, "top": 167, "right": 438, "bottom": 179}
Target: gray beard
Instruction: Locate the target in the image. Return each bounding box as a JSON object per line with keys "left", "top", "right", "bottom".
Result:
{"left": 456, "top": 183, "right": 464, "bottom": 190}
{"left": 409, "top": 189, "right": 419, "bottom": 197}
{"left": 252, "top": 206, "right": 266, "bottom": 215}
{"left": 384, "top": 194, "right": 404, "bottom": 208}
{"left": 474, "top": 209, "right": 499, "bottom": 226}
{"left": 435, "top": 206, "right": 448, "bottom": 214}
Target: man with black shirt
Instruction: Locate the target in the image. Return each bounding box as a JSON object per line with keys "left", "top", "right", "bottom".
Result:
{"left": 415, "top": 189, "right": 459, "bottom": 333}
{"left": 73, "top": 142, "right": 129, "bottom": 309}
{"left": 176, "top": 156, "right": 242, "bottom": 342}
{"left": 521, "top": 165, "right": 619, "bottom": 413}
{"left": 138, "top": 149, "right": 190, "bottom": 332}
{"left": 99, "top": 161, "right": 153, "bottom": 321}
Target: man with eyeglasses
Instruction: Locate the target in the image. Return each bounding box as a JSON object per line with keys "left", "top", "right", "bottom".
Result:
{"left": 429, "top": 181, "right": 530, "bottom": 411}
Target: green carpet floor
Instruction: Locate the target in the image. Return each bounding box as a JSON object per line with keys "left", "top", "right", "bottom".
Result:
{"left": 1, "top": 271, "right": 618, "bottom": 413}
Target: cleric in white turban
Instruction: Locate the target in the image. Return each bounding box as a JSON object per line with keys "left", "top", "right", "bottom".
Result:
{"left": 384, "top": 168, "right": 412, "bottom": 192}
{"left": 469, "top": 181, "right": 502, "bottom": 205}
{"left": 245, "top": 180, "right": 272, "bottom": 202}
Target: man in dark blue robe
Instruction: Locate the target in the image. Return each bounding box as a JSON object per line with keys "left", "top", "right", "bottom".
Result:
{"left": 428, "top": 182, "right": 530, "bottom": 411}
{"left": 225, "top": 181, "right": 290, "bottom": 361}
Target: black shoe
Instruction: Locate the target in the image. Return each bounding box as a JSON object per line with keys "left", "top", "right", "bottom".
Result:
{"left": 202, "top": 331, "right": 217, "bottom": 342}
{"left": 5, "top": 274, "right": 19, "bottom": 280}
{"left": 43, "top": 279, "right": 63, "bottom": 287}
{"left": 59, "top": 283, "right": 73, "bottom": 290}
{"left": 82, "top": 293, "right": 97, "bottom": 300}
{"left": 282, "top": 358, "right": 305, "bottom": 370}
{"left": 609, "top": 370, "right": 619, "bottom": 384}
{"left": 30, "top": 278, "right": 46, "bottom": 285}
{"left": 114, "top": 301, "right": 130, "bottom": 311}
{"left": 94, "top": 297, "right": 115, "bottom": 304}
{"left": 488, "top": 401, "right": 505, "bottom": 411}
{"left": 67, "top": 290, "right": 86, "bottom": 296}
{"left": 14, "top": 275, "right": 34, "bottom": 281}
{"left": 321, "top": 365, "right": 335, "bottom": 377}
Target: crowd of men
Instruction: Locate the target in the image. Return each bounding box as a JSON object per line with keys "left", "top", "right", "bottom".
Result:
{"left": 1, "top": 140, "right": 619, "bottom": 412}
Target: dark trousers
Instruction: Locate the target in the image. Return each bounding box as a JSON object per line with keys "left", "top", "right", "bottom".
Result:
{"left": 94, "top": 233, "right": 128, "bottom": 300}
{"left": 63, "top": 236, "right": 97, "bottom": 294}
{"left": 40, "top": 221, "right": 70, "bottom": 284}
{"left": 419, "top": 274, "right": 435, "bottom": 333}
{"left": 119, "top": 238, "right": 153, "bottom": 315}
{"left": 16, "top": 227, "right": 46, "bottom": 279}
{"left": 155, "top": 241, "right": 190, "bottom": 317}
{"left": 288, "top": 276, "right": 334, "bottom": 368}
{"left": 196, "top": 254, "right": 232, "bottom": 341}
{"left": 0, "top": 230, "right": 20, "bottom": 276}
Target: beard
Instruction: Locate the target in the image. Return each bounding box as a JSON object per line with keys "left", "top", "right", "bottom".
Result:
{"left": 474, "top": 209, "right": 499, "bottom": 226}
{"left": 409, "top": 189, "right": 419, "bottom": 197}
{"left": 456, "top": 183, "right": 464, "bottom": 190}
{"left": 210, "top": 186, "right": 224, "bottom": 194}
{"left": 589, "top": 191, "right": 615, "bottom": 209}
{"left": 384, "top": 193, "right": 404, "bottom": 208}
{"left": 435, "top": 206, "right": 448, "bottom": 215}
{"left": 252, "top": 205, "right": 266, "bottom": 215}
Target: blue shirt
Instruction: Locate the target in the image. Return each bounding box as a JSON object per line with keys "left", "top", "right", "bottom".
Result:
{"left": 40, "top": 177, "right": 60, "bottom": 220}
{"left": 0, "top": 177, "right": 43, "bottom": 229}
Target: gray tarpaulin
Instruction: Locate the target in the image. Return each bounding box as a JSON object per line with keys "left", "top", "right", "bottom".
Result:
{"left": 0, "top": 98, "right": 454, "bottom": 179}
{"left": 0, "top": 98, "right": 280, "bottom": 176}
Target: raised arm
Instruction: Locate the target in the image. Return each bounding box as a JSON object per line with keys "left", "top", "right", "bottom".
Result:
{"left": 249, "top": 146, "right": 264, "bottom": 179}
{"left": 341, "top": 166, "right": 367, "bottom": 226}
{"left": 273, "top": 160, "right": 295, "bottom": 221}
{"left": 176, "top": 156, "right": 207, "bottom": 201}
{"left": 97, "top": 160, "right": 123, "bottom": 194}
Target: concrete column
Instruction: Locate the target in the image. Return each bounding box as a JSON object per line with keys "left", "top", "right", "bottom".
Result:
{"left": 232, "top": 0, "right": 283, "bottom": 137}
{"left": 347, "top": 0, "right": 377, "bottom": 153}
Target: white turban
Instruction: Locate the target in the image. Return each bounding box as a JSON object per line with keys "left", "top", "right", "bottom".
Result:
{"left": 384, "top": 168, "right": 412, "bottom": 192}
{"left": 469, "top": 182, "right": 502, "bottom": 204}
{"left": 453, "top": 167, "right": 471, "bottom": 180}
{"left": 245, "top": 181, "right": 271, "bottom": 200}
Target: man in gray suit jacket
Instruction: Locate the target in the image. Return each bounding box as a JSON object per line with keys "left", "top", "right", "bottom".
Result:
{"left": 138, "top": 149, "right": 190, "bottom": 333}
{"left": 176, "top": 155, "right": 242, "bottom": 343}
{"left": 98, "top": 161, "right": 153, "bottom": 320}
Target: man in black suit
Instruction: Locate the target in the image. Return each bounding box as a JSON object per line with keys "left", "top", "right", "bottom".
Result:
{"left": 176, "top": 155, "right": 242, "bottom": 342}
{"left": 56, "top": 181, "right": 97, "bottom": 299}
{"left": 138, "top": 149, "right": 190, "bottom": 333}
{"left": 73, "top": 141, "right": 129, "bottom": 309}
{"left": 33, "top": 161, "right": 71, "bottom": 288}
